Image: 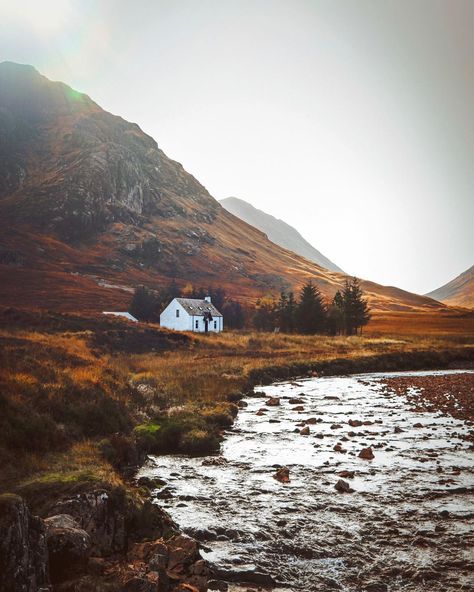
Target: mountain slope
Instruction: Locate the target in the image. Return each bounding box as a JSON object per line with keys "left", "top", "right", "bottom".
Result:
{"left": 0, "top": 61, "right": 449, "bottom": 316}
{"left": 220, "top": 197, "right": 343, "bottom": 273}
{"left": 425, "top": 266, "right": 474, "bottom": 308}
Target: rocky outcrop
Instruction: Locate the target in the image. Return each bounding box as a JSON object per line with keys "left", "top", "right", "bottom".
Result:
{"left": 49, "top": 487, "right": 174, "bottom": 557}
{"left": 0, "top": 493, "right": 50, "bottom": 592}
{"left": 44, "top": 514, "right": 91, "bottom": 584}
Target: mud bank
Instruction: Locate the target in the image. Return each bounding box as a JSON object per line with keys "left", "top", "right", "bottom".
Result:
{"left": 140, "top": 369, "right": 474, "bottom": 592}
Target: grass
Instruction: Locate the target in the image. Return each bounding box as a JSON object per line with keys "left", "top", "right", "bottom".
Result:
{"left": 0, "top": 306, "right": 472, "bottom": 504}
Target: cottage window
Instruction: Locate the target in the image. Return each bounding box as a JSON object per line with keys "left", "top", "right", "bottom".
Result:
{"left": 195, "top": 319, "right": 199, "bottom": 329}
{"left": 214, "top": 320, "right": 217, "bottom": 329}
{"left": 176, "top": 309, "right": 180, "bottom": 318}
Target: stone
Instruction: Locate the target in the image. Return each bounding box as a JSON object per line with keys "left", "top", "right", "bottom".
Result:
{"left": 44, "top": 514, "right": 91, "bottom": 583}
{"left": 333, "top": 444, "right": 347, "bottom": 453}
{"left": 0, "top": 494, "right": 50, "bottom": 592}
{"left": 305, "top": 417, "right": 318, "bottom": 424}
{"left": 273, "top": 467, "right": 290, "bottom": 483}
{"left": 293, "top": 405, "right": 305, "bottom": 411}
{"left": 289, "top": 397, "right": 305, "bottom": 404}
{"left": 394, "top": 426, "right": 404, "bottom": 433}
{"left": 348, "top": 419, "right": 363, "bottom": 427}
{"left": 201, "top": 457, "right": 228, "bottom": 466}
{"left": 335, "top": 479, "right": 353, "bottom": 493}
{"left": 237, "top": 400, "right": 248, "bottom": 408}
{"left": 265, "top": 397, "right": 280, "bottom": 406}
{"left": 338, "top": 470, "right": 355, "bottom": 478}
{"left": 359, "top": 447, "right": 375, "bottom": 460}
{"left": 300, "top": 426, "right": 310, "bottom": 435}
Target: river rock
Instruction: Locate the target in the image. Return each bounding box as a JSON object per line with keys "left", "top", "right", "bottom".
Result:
{"left": 300, "top": 426, "right": 310, "bottom": 435}
{"left": 273, "top": 467, "right": 290, "bottom": 483}
{"left": 289, "top": 397, "right": 305, "bottom": 404}
{"left": 359, "top": 447, "right": 375, "bottom": 460}
{"left": 305, "top": 417, "right": 318, "bottom": 424}
{"left": 0, "top": 493, "right": 50, "bottom": 592}
{"left": 293, "top": 405, "right": 305, "bottom": 411}
{"left": 338, "top": 470, "right": 355, "bottom": 478}
{"left": 202, "top": 457, "right": 228, "bottom": 466}
{"left": 394, "top": 426, "right": 404, "bottom": 433}
{"left": 333, "top": 444, "right": 347, "bottom": 453}
{"left": 44, "top": 514, "right": 91, "bottom": 583}
{"left": 348, "top": 419, "right": 363, "bottom": 427}
{"left": 335, "top": 479, "right": 353, "bottom": 493}
{"left": 237, "top": 400, "right": 248, "bottom": 408}
{"left": 266, "top": 397, "right": 280, "bottom": 406}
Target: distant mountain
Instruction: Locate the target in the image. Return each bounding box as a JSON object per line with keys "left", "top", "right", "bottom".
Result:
{"left": 0, "top": 61, "right": 447, "bottom": 315}
{"left": 220, "top": 197, "right": 343, "bottom": 273}
{"left": 425, "top": 266, "right": 474, "bottom": 309}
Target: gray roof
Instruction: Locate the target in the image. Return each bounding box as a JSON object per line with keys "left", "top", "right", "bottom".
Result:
{"left": 175, "top": 298, "right": 223, "bottom": 317}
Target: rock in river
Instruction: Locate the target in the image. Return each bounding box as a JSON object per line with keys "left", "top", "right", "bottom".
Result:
{"left": 359, "top": 447, "right": 375, "bottom": 460}
{"left": 266, "top": 397, "right": 280, "bottom": 406}
{"left": 273, "top": 467, "right": 290, "bottom": 483}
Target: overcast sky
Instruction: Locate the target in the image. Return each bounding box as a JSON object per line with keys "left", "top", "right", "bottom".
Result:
{"left": 1, "top": 0, "right": 473, "bottom": 294}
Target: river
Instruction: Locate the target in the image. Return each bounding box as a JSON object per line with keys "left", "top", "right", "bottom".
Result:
{"left": 137, "top": 369, "right": 474, "bottom": 591}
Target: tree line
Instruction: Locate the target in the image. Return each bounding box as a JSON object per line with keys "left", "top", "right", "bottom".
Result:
{"left": 129, "top": 277, "right": 370, "bottom": 335}
{"left": 254, "top": 277, "right": 370, "bottom": 335}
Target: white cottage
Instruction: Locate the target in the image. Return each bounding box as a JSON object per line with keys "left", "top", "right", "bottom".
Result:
{"left": 160, "top": 296, "right": 223, "bottom": 333}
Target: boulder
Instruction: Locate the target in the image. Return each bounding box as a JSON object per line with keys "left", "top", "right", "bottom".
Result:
{"left": 265, "top": 397, "right": 280, "bottom": 407}
{"left": 273, "top": 467, "right": 290, "bottom": 483}
{"left": 300, "top": 426, "right": 310, "bottom": 436}
{"left": 359, "top": 447, "right": 375, "bottom": 460}
{"left": 44, "top": 514, "right": 91, "bottom": 583}
{"left": 334, "top": 479, "right": 353, "bottom": 493}
{"left": 348, "top": 419, "right": 363, "bottom": 427}
{"left": 0, "top": 494, "right": 50, "bottom": 592}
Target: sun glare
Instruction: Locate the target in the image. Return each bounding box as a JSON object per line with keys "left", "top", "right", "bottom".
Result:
{"left": 3, "top": 0, "right": 72, "bottom": 33}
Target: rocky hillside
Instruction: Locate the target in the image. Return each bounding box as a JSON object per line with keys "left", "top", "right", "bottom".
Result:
{"left": 426, "top": 265, "right": 474, "bottom": 309}
{"left": 0, "top": 61, "right": 447, "bottom": 314}
{"left": 221, "top": 196, "right": 343, "bottom": 272}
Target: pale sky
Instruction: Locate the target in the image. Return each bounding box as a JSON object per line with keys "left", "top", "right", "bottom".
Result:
{"left": 1, "top": 0, "right": 473, "bottom": 294}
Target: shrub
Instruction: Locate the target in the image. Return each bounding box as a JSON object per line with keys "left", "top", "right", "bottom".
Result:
{"left": 179, "top": 429, "right": 220, "bottom": 455}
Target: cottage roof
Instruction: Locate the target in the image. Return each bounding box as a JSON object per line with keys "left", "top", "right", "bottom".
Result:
{"left": 175, "top": 298, "right": 223, "bottom": 317}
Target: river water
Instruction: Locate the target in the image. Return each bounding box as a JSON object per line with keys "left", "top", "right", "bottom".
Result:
{"left": 137, "top": 370, "right": 474, "bottom": 591}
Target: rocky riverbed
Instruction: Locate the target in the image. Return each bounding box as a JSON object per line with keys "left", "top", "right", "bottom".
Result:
{"left": 138, "top": 370, "right": 474, "bottom": 591}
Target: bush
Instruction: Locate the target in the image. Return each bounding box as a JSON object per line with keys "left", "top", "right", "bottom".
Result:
{"left": 134, "top": 413, "right": 222, "bottom": 456}
{"left": 180, "top": 429, "right": 220, "bottom": 455}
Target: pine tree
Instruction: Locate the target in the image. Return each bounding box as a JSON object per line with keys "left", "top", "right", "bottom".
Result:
{"left": 296, "top": 281, "right": 326, "bottom": 334}
{"left": 253, "top": 298, "right": 277, "bottom": 332}
{"left": 129, "top": 285, "right": 162, "bottom": 321}
{"left": 350, "top": 277, "right": 371, "bottom": 334}
{"left": 340, "top": 278, "right": 370, "bottom": 334}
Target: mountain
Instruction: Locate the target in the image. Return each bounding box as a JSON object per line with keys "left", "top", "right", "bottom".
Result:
{"left": 0, "top": 62, "right": 449, "bottom": 316}
{"left": 220, "top": 197, "right": 343, "bottom": 273}
{"left": 425, "top": 266, "right": 474, "bottom": 309}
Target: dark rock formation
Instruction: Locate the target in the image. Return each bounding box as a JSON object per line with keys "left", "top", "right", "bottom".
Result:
{"left": 0, "top": 493, "right": 50, "bottom": 592}
{"left": 44, "top": 514, "right": 91, "bottom": 583}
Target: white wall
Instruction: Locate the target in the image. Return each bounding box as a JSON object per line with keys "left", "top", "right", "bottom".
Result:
{"left": 160, "top": 300, "right": 192, "bottom": 331}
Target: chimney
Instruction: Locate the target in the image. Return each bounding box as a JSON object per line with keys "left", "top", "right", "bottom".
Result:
{"left": 204, "top": 296, "right": 211, "bottom": 303}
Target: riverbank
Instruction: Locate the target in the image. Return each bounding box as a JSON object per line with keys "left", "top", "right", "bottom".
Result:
{"left": 0, "top": 307, "right": 473, "bottom": 590}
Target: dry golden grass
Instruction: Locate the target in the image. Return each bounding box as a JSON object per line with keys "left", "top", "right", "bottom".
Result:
{"left": 121, "top": 330, "right": 473, "bottom": 403}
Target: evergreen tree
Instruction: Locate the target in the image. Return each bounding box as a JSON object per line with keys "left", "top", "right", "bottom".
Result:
{"left": 277, "top": 291, "right": 297, "bottom": 332}
{"left": 253, "top": 298, "right": 277, "bottom": 332}
{"left": 327, "top": 292, "right": 344, "bottom": 336}
{"left": 340, "top": 278, "right": 370, "bottom": 334}
{"left": 296, "top": 281, "right": 326, "bottom": 334}
{"left": 350, "top": 277, "right": 371, "bottom": 334}
{"left": 129, "top": 285, "right": 162, "bottom": 321}
{"left": 222, "top": 299, "right": 245, "bottom": 329}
